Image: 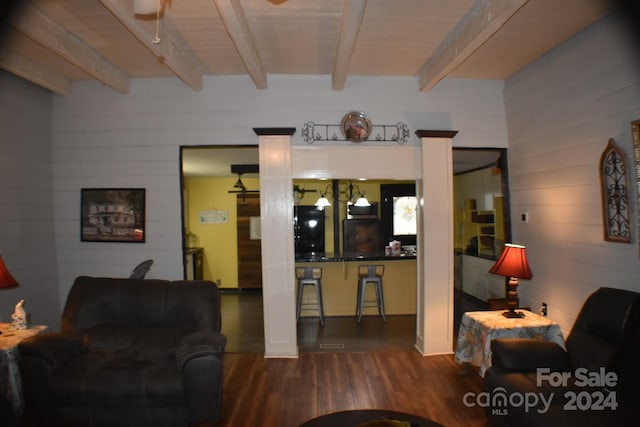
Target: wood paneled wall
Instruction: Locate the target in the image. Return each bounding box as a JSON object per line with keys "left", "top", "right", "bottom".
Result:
{"left": 504, "top": 14, "right": 640, "bottom": 332}
{"left": 50, "top": 76, "right": 508, "bottom": 308}
{"left": 0, "top": 71, "right": 59, "bottom": 326}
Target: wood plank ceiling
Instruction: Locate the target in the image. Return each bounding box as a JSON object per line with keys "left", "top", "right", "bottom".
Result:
{"left": 0, "top": 0, "right": 610, "bottom": 96}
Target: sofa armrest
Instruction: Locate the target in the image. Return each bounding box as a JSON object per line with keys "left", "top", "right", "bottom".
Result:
{"left": 491, "top": 338, "right": 570, "bottom": 372}
{"left": 176, "top": 331, "right": 227, "bottom": 370}
{"left": 18, "top": 332, "right": 84, "bottom": 371}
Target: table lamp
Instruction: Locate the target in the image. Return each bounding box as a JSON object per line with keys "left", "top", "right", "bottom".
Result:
{"left": 0, "top": 255, "right": 19, "bottom": 335}
{"left": 489, "top": 243, "right": 532, "bottom": 318}
{"left": 0, "top": 255, "right": 18, "bottom": 289}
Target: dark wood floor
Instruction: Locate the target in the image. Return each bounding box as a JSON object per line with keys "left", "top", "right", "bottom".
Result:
{"left": 220, "top": 288, "right": 486, "bottom": 354}
{"left": 216, "top": 290, "right": 489, "bottom": 426}
{"left": 217, "top": 351, "right": 488, "bottom": 427}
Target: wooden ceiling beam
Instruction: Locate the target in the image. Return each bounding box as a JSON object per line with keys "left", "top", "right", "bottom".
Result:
{"left": 332, "top": 0, "right": 367, "bottom": 91}
{"left": 213, "top": 0, "right": 267, "bottom": 89}
{"left": 0, "top": 49, "right": 71, "bottom": 96}
{"left": 99, "top": 0, "right": 202, "bottom": 91}
{"left": 11, "top": 3, "right": 129, "bottom": 94}
{"left": 417, "top": 0, "right": 529, "bottom": 92}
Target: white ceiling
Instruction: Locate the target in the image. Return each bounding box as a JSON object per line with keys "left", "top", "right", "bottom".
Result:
{"left": 0, "top": 0, "right": 610, "bottom": 96}
{"left": 1, "top": 0, "right": 611, "bottom": 176}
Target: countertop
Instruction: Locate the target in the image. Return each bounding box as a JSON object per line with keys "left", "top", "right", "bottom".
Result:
{"left": 295, "top": 252, "right": 416, "bottom": 262}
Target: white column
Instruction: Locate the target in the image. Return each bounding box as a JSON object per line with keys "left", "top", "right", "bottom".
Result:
{"left": 415, "top": 131, "right": 457, "bottom": 355}
{"left": 256, "top": 129, "right": 298, "bottom": 358}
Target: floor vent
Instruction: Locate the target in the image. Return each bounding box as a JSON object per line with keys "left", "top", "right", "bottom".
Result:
{"left": 319, "top": 343, "right": 345, "bottom": 349}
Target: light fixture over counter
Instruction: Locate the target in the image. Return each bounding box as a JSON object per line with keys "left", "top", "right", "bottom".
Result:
{"left": 315, "top": 180, "right": 370, "bottom": 208}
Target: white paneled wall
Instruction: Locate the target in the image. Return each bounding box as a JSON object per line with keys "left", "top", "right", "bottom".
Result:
{"left": 0, "top": 71, "right": 59, "bottom": 326}
{"left": 505, "top": 14, "right": 640, "bottom": 333}
{"left": 51, "top": 75, "right": 508, "bottom": 316}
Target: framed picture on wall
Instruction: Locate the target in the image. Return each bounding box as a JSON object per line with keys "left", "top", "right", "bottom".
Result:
{"left": 80, "top": 188, "right": 146, "bottom": 243}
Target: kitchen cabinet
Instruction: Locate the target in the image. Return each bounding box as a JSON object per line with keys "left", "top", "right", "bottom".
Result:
{"left": 460, "top": 254, "right": 505, "bottom": 302}
{"left": 461, "top": 196, "right": 504, "bottom": 258}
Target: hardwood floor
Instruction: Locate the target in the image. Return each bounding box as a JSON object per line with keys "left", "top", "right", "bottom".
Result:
{"left": 217, "top": 351, "right": 488, "bottom": 427}
{"left": 221, "top": 290, "right": 266, "bottom": 353}
{"left": 220, "top": 288, "right": 487, "bottom": 353}
{"left": 217, "top": 290, "right": 490, "bottom": 426}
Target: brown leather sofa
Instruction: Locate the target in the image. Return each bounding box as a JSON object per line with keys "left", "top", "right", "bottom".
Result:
{"left": 18, "top": 276, "right": 226, "bottom": 427}
{"left": 483, "top": 287, "right": 640, "bottom": 427}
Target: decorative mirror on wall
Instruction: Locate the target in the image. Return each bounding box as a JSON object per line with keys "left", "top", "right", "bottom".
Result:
{"left": 599, "top": 138, "right": 631, "bottom": 243}
{"left": 632, "top": 120, "right": 640, "bottom": 252}
{"left": 340, "top": 111, "right": 372, "bottom": 142}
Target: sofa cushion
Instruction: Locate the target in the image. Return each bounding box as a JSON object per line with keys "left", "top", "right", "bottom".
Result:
{"left": 52, "top": 349, "right": 182, "bottom": 407}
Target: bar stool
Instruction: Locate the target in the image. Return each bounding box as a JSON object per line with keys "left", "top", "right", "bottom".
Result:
{"left": 296, "top": 267, "right": 325, "bottom": 326}
{"left": 355, "top": 265, "right": 386, "bottom": 322}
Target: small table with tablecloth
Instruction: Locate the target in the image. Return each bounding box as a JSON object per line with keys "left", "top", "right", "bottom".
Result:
{"left": 454, "top": 310, "right": 564, "bottom": 377}
{"left": 0, "top": 323, "right": 48, "bottom": 416}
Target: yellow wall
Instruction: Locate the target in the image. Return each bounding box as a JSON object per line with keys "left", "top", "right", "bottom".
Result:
{"left": 184, "top": 176, "right": 260, "bottom": 287}
{"left": 184, "top": 178, "right": 413, "bottom": 288}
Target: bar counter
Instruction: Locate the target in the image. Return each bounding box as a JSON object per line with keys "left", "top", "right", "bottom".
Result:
{"left": 294, "top": 252, "right": 417, "bottom": 317}
{"left": 295, "top": 252, "right": 417, "bottom": 262}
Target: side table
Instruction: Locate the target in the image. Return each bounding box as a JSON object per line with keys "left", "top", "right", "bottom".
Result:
{"left": 454, "top": 310, "right": 564, "bottom": 377}
{"left": 0, "top": 323, "right": 48, "bottom": 416}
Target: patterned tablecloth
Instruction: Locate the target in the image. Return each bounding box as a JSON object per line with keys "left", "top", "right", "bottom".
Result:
{"left": 454, "top": 310, "right": 565, "bottom": 377}
{"left": 0, "top": 323, "right": 48, "bottom": 414}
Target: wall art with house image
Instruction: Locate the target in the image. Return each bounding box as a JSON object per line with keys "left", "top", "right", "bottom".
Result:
{"left": 81, "top": 188, "right": 145, "bottom": 243}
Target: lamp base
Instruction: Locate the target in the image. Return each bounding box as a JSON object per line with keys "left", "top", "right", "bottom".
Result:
{"left": 502, "top": 309, "right": 525, "bottom": 318}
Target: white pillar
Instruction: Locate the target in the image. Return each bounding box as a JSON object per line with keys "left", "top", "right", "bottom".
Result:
{"left": 255, "top": 128, "right": 298, "bottom": 358}
{"left": 415, "top": 130, "right": 457, "bottom": 355}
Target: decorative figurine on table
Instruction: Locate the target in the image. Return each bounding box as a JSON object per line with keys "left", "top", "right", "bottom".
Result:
{"left": 11, "top": 299, "right": 28, "bottom": 330}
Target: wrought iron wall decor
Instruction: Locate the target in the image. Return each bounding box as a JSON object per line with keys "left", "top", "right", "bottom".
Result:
{"left": 301, "top": 119, "right": 410, "bottom": 144}
{"left": 599, "top": 138, "right": 631, "bottom": 243}
{"left": 631, "top": 119, "right": 640, "bottom": 254}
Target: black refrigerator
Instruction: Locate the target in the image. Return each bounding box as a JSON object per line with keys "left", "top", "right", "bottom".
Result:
{"left": 294, "top": 206, "right": 325, "bottom": 255}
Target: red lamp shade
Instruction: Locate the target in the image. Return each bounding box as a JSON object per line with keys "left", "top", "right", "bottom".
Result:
{"left": 0, "top": 255, "right": 19, "bottom": 288}
{"left": 489, "top": 244, "right": 533, "bottom": 280}
{"left": 489, "top": 243, "right": 532, "bottom": 318}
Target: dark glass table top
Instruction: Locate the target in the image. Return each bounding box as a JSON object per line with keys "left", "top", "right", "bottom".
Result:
{"left": 299, "top": 409, "right": 444, "bottom": 427}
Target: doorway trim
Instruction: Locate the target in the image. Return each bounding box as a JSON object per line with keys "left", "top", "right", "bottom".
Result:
{"left": 256, "top": 128, "right": 457, "bottom": 357}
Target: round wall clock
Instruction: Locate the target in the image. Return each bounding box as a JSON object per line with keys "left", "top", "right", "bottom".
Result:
{"left": 341, "top": 111, "right": 372, "bottom": 142}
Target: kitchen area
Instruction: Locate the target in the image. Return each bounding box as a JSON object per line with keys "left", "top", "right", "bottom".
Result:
{"left": 293, "top": 179, "right": 418, "bottom": 318}
{"left": 181, "top": 146, "right": 508, "bottom": 311}
{"left": 453, "top": 149, "right": 509, "bottom": 305}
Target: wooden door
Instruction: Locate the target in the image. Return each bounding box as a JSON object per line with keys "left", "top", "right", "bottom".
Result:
{"left": 237, "top": 194, "right": 262, "bottom": 288}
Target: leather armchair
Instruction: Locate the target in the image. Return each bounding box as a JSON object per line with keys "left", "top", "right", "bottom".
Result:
{"left": 19, "top": 276, "right": 226, "bottom": 427}
{"left": 484, "top": 287, "right": 640, "bottom": 427}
